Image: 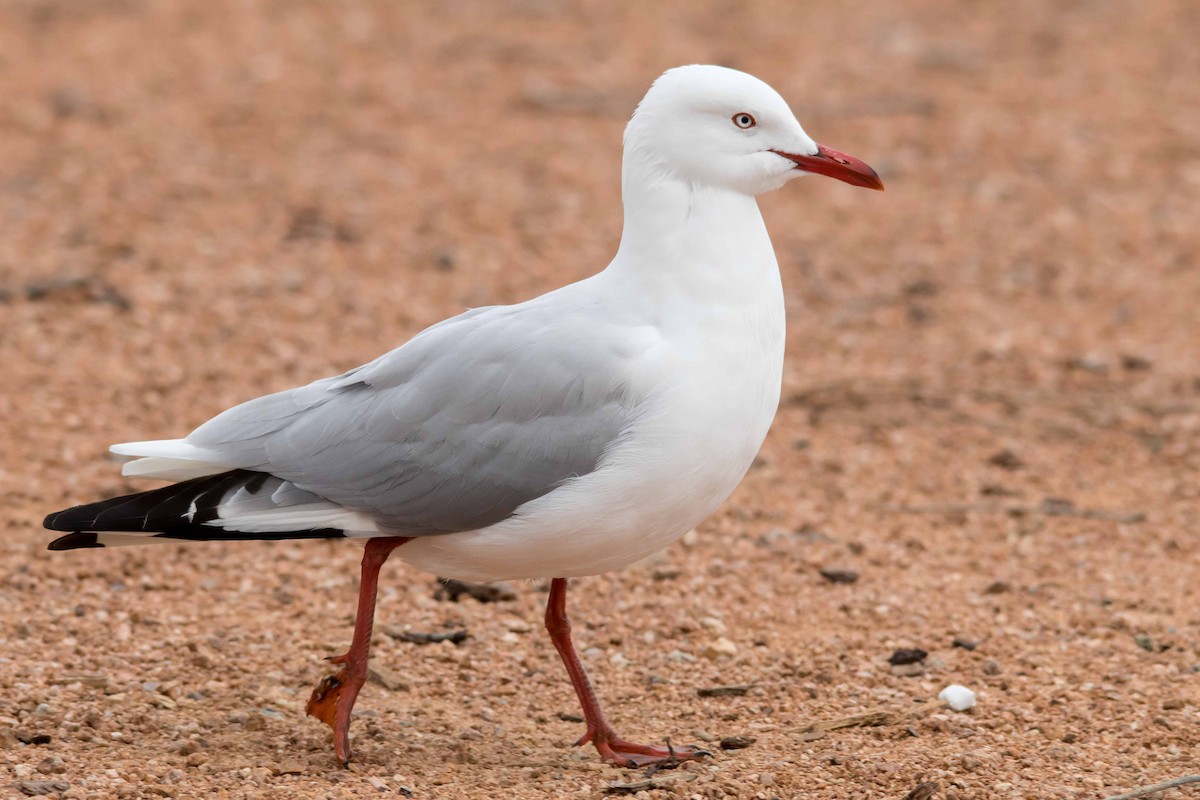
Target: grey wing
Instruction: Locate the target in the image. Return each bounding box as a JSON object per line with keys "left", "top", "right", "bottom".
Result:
{"left": 185, "top": 304, "right": 637, "bottom": 535}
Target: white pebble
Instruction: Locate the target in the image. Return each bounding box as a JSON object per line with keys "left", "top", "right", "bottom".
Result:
{"left": 938, "top": 684, "right": 976, "bottom": 711}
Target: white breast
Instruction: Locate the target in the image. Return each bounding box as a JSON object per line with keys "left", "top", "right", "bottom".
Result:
{"left": 401, "top": 266, "right": 785, "bottom": 582}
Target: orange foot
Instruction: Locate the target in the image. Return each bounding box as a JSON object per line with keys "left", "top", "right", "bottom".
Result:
{"left": 305, "top": 656, "right": 365, "bottom": 767}
{"left": 582, "top": 728, "right": 711, "bottom": 768}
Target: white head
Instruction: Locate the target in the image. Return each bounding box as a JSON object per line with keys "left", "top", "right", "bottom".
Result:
{"left": 624, "top": 65, "right": 882, "bottom": 197}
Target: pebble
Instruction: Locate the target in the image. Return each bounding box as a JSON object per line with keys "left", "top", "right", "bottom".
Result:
{"left": 888, "top": 648, "right": 928, "bottom": 665}
{"left": 18, "top": 781, "right": 70, "bottom": 797}
{"left": 697, "top": 685, "right": 751, "bottom": 698}
{"left": 818, "top": 567, "right": 859, "bottom": 584}
{"left": 719, "top": 734, "right": 756, "bottom": 750}
{"left": 938, "top": 684, "right": 977, "bottom": 711}
{"left": 890, "top": 662, "right": 925, "bottom": 677}
{"left": 701, "top": 638, "right": 737, "bottom": 660}
{"left": 36, "top": 757, "right": 66, "bottom": 774}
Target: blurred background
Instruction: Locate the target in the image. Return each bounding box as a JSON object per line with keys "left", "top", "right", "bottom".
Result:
{"left": 1, "top": 1, "right": 1198, "bottom": 798}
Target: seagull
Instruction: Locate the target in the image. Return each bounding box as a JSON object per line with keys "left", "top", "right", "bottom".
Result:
{"left": 44, "top": 64, "right": 882, "bottom": 769}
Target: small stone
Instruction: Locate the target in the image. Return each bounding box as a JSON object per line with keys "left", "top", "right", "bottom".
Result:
{"left": 888, "top": 648, "right": 928, "bottom": 665}
{"left": 819, "top": 567, "right": 859, "bottom": 584}
{"left": 556, "top": 711, "right": 584, "bottom": 723}
{"left": 696, "top": 685, "right": 751, "bottom": 698}
{"left": 718, "top": 734, "right": 756, "bottom": 750}
{"left": 186, "top": 752, "right": 209, "bottom": 767}
{"left": 15, "top": 732, "right": 53, "bottom": 745}
{"left": 666, "top": 650, "right": 696, "bottom": 663}
{"left": 982, "top": 659, "right": 1002, "bottom": 675}
{"left": 1162, "top": 698, "right": 1184, "bottom": 710}
{"left": 49, "top": 674, "right": 109, "bottom": 689}
{"left": 758, "top": 772, "right": 775, "bottom": 787}
{"left": 938, "top": 684, "right": 977, "bottom": 711}
{"left": 149, "top": 694, "right": 177, "bottom": 710}
{"left": 433, "top": 579, "right": 517, "bottom": 603}
{"left": 951, "top": 637, "right": 978, "bottom": 651}
{"left": 987, "top": 449, "right": 1023, "bottom": 470}
{"left": 36, "top": 757, "right": 66, "bottom": 775}
{"left": 701, "top": 638, "right": 737, "bottom": 660}
{"left": 18, "top": 781, "right": 70, "bottom": 797}
{"left": 367, "top": 665, "right": 410, "bottom": 692}
{"left": 983, "top": 580, "right": 1010, "bottom": 594}
{"left": 699, "top": 616, "right": 727, "bottom": 634}
{"left": 890, "top": 662, "right": 925, "bottom": 677}
{"left": 902, "top": 782, "right": 940, "bottom": 800}
{"left": 1121, "top": 354, "right": 1152, "bottom": 371}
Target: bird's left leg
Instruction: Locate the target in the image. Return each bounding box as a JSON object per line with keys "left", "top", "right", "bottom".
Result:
{"left": 306, "top": 536, "right": 410, "bottom": 767}
{"left": 544, "top": 577, "right": 710, "bottom": 768}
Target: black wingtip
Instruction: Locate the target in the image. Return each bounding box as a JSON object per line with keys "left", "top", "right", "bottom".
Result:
{"left": 44, "top": 505, "right": 100, "bottom": 532}
{"left": 48, "top": 531, "right": 104, "bottom": 551}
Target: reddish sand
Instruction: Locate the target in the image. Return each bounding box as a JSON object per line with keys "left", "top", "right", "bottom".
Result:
{"left": 2, "top": 2, "right": 1198, "bottom": 798}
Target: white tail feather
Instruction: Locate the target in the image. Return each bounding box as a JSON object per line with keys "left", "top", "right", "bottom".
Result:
{"left": 121, "top": 457, "right": 227, "bottom": 481}
{"left": 110, "top": 439, "right": 229, "bottom": 463}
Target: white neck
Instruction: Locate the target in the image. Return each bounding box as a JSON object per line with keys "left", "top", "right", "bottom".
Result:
{"left": 603, "top": 154, "right": 781, "bottom": 309}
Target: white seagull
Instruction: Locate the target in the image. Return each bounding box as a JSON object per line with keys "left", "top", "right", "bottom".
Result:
{"left": 45, "top": 64, "right": 882, "bottom": 769}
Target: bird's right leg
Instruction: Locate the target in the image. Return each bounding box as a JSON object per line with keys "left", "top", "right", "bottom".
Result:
{"left": 306, "top": 536, "right": 410, "bottom": 767}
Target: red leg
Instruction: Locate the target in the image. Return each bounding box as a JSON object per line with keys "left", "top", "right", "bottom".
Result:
{"left": 306, "top": 537, "right": 409, "bottom": 767}
{"left": 544, "top": 578, "right": 710, "bottom": 768}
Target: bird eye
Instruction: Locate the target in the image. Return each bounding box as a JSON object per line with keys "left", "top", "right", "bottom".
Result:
{"left": 732, "top": 112, "right": 756, "bottom": 129}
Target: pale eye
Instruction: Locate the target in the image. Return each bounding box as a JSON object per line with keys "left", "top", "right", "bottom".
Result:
{"left": 732, "top": 112, "right": 756, "bottom": 129}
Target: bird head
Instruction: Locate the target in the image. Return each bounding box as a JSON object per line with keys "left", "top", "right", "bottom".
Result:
{"left": 624, "top": 65, "right": 883, "bottom": 197}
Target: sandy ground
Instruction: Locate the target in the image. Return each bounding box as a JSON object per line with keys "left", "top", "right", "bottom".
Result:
{"left": 2, "top": 1, "right": 1199, "bottom": 798}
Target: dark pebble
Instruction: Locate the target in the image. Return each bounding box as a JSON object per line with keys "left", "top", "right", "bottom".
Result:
{"left": 719, "top": 734, "right": 756, "bottom": 750}
{"left": 16, "top": 732, "right": 53, "bottom": 745}
{"left": 887, "top": 648, "right": 928, "bottom": 666}
{"left": 819, "top": 567, "right": 859, "bottom": 584}
{"left": 987, "top": 449, "right": 1023, "bottom": 470}
{"left": 394, "top": 629, "right": 469, "bottom": 646}
{"left": 951, "top": 637, "right": 978, "bottom": 650}
{"left": 18, "top": 781, "right": 70, "bottom": 797}
{"left": 433, "top": 578, "right": 517, "bottom": 603}
{"left": 697, "top": 685, "right": 751, "bottom": 698}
